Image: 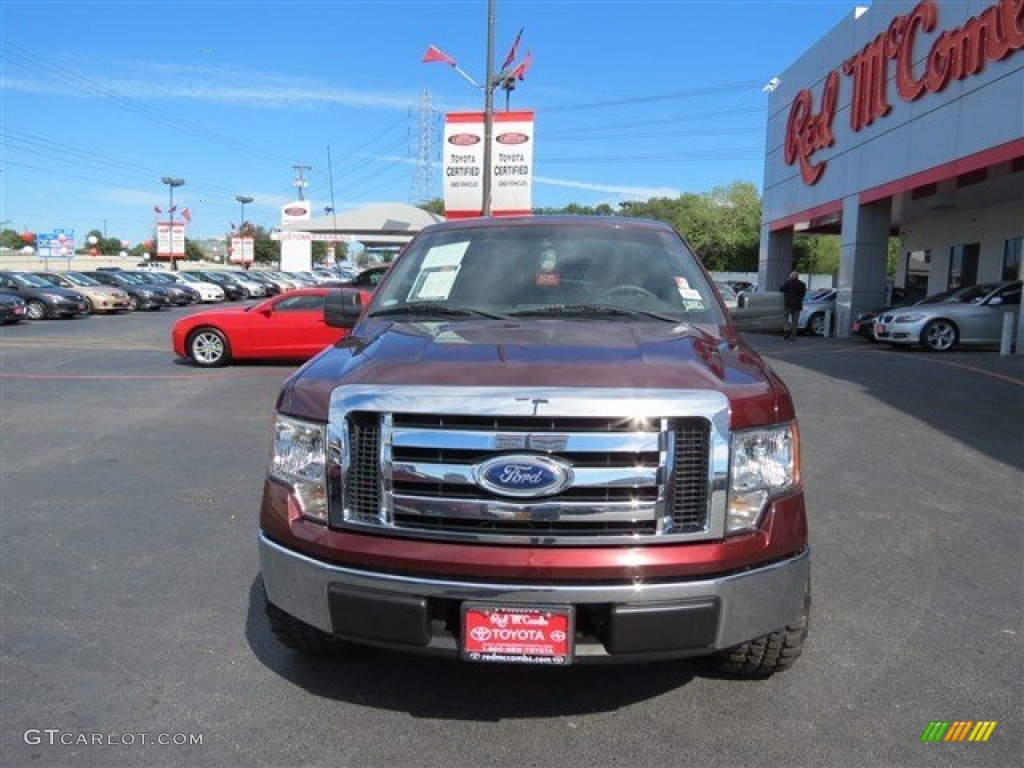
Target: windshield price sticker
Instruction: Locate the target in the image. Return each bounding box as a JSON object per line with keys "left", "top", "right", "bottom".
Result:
{"left": 462, "top": 605, "right": 573, "bottom": 665}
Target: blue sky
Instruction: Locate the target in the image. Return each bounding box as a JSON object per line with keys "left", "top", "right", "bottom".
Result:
{"left": 2, "top": 0, "right": 857, "bottom": 245}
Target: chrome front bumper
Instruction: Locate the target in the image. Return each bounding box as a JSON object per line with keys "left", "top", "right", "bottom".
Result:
{"left": 260, "top": 532, "right": 810, "bottom": 661}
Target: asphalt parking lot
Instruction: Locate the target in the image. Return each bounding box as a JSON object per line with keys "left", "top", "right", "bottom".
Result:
{"left": 1, "top": 307, "right": 1021, "bottom": 768}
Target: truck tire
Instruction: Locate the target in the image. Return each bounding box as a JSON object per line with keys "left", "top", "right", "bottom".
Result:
{"left": 712, "top": 580, "right": 810, "bottom": 678}
{"left": 265, "top": 599, "right": 351, "bottom": 655}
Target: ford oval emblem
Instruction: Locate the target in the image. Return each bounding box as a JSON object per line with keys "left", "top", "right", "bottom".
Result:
{"left": 475, "top": 454, "right": 573, "bottom": 499}
{"left": 496, "top": 132, "right": 529, "bottom": 145}
{"left": 284, "top": 206, "right": 308, "bottom": 216}
{"left": 448, "top": 133, "right": 481, "bottom": 146}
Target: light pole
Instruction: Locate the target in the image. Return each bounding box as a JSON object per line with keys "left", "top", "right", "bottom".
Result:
{"left": 161, "top": 176, "right": 185, "bottom": 270}
{"left": 235, "top": 195, "right": 253, "bottom": 268}
{"left": 481, "top": 0, "right": 496, "bottom": 216}
{"left": 424, "top": 0, "right": 508, "bottom": 217}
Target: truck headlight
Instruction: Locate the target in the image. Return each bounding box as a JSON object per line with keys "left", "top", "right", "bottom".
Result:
{"left": 727, "top": 424, "right": 799, "bottom": 533}
{"left": 269, "top": 415, "right": 327, "bottom": 522}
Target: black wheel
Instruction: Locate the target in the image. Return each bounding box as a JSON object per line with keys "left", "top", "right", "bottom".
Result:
{"left": 26, "top": 300, "right": 48, "bottom": 320}
{"left": 712, "top": 579, "right": 810, "bottom": 678}
{"left": 809, "top": 312, "right": 826, "bottom": 336}
{"left": 187, "top": 327, "right": 231, "bottom": 367}
{"left": 128, "top": 295, "right": 140, "bottom": 311}
{"left": 265, "top": 599, "right": 351, "bottom": 654}
{"left": 921, "top": 318, "right": 958, "bottom": 352}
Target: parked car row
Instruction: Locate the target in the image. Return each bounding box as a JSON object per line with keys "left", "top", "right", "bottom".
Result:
{"left": 0, "top": 265, "right": 386, "bottom": 323}
{"left": 723, "top": 278, "right": 1020, "bottom": 353}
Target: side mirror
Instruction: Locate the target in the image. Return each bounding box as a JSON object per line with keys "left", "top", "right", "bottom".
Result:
{"left": 737, "top": 294, "right": 747, "bottom": 309}
{"left": 324, "top": 288, "right": 364, "bottom": 328}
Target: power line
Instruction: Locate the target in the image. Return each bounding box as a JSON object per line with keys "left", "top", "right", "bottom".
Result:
{"left": 1, "top": 41, "right": 302, "bottom": 166}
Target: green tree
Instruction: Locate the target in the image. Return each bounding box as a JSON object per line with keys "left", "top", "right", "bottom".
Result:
{"left": 251, "top": 225, "right": 280, "bottom": 265}
{"left": 81, "top": 228, "right": 124, "bottom": 255}
{"left": 793, "top": 235, "right": 840, "bottom": 276}
{"left": 418, "top": 198, "right": 445, "bottom": 215}
{"left": 0, "top": 227, "right": 30, "bottom": 250}
{"left": 185, "top": 239, "right": 205, "bottom": 261}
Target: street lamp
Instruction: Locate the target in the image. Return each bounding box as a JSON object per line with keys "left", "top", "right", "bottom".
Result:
{"left": 235, "top": 195, "right": 254, "bottom": 268}
{"left": 161, "top": 176, "right": 185, "bottom": 270}
{"left": 423, "top": 0, "right": 507, "bottom": 216}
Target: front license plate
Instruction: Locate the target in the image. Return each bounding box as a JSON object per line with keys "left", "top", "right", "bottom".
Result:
{"left": 874, "top": 323, "right": 887, "bottom": 335}
{"left": 462, "top": 604, "right": 573, "bottom": 665}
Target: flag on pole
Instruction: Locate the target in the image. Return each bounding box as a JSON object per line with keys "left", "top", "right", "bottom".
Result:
{"left": 501, "top": 28, "right": 523, "bottom": 71}
{"left": 181, "top": 208, "right": 191, "bottom": 222}
{"left": 422, "top": 45, "right": 456, "bottom": 67}
{"left": 169, "top": 205, "right": 177, "bottom": 213}
{"left": 510, "top": 50, "right": 533, "bottom": 81}
{"left": 154, "top": 206, "right": 162, "bottom": 214}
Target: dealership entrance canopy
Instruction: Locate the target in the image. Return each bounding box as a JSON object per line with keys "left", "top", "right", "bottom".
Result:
{"left": 279, "top": 202, "right": 445, "bottom": 249}
{"left": 759, "top": 0, "right": 1023, "bottom": 337}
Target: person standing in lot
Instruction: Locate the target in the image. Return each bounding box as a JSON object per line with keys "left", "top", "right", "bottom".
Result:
{"left": 780, "top": 271, "right": 807, "bottom": 341}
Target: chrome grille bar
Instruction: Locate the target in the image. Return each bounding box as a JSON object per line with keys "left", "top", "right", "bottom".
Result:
{"left": 328, "top": 385, "right": 729, "bottom": 544}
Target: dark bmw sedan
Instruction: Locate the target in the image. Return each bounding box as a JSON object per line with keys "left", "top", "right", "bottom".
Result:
{"left": 0, "top": 270, "right": 90, "bottom": 320}
{"left": 81, "top": 270, "right": 173, "bottom": 311}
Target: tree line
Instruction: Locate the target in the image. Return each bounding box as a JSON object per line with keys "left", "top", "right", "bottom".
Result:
{"left": 6, "top": 182, "right": 877, "bottom": 274}
{"left": 422, "top": 182, "right": 846, "bottom": 276}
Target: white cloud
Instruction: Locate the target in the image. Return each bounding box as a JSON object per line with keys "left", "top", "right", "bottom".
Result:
{"left": 3, "top": 56, "right": 419, "bottom": 111}
{"left": 533, "top": 174, "right": 681, "bottom": 200}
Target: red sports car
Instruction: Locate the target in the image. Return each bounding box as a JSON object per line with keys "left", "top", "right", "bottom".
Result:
{"left": 172, "top": 288, "right": 355, "bottom": 367}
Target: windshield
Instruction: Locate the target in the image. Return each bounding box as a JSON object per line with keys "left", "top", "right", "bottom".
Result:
{"left": 371, "top": 221, "right": 726, "bottom": 324}
{"left": 62, "top": 272, "right": 101, "bottom": 286}
{"left": 948, "top": 283, "right": 999, "bottom": 303}
{"left": 198, "top": 272, "right": 229, "bottom": 284}
{"left": 12, "top": 273, "right": 52, "bottom": 287}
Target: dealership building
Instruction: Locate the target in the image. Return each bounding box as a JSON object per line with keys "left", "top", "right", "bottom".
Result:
{"left": 759, "top": 0, "right": 1023, "bottom": 336}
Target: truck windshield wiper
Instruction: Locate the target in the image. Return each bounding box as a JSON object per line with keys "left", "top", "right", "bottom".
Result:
{"left": 508, "top": 304, "right": 677, "bottom": 322}
{"left": 368, "top": 302, "right": 507, "bottom": 319}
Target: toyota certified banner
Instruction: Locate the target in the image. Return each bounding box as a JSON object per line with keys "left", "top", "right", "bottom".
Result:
{"left": 156, "top": 222, "right": 185, "bottom": 260}
{"left": 443, "top": 110, "right": 534, "bottom": 219}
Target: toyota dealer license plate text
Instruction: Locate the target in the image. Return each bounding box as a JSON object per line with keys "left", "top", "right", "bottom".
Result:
{"left": 462, "top": 605, "right": 574, "bottom": 665}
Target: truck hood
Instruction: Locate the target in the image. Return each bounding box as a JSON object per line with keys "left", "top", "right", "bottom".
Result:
{"left": 278, "top": 319, "right": 792, "bottom": 427}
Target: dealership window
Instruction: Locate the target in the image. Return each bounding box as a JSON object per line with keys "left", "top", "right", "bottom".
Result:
{"left": 948, "top": 243, "right": 979, "bottom": 291}
{"left": 1003, "top": 237, "right": 1022, "bottom": 281}
{"left": 905, "top": 249, "right": 930, "bottom": 296}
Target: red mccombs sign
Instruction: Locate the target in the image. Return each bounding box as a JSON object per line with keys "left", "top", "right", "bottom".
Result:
{"left": 785, "top": 0, "right": 1024, "bottom": 185}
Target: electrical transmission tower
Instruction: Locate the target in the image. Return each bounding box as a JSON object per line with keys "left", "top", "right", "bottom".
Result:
{"left": 409, "top": 88, "right": 437, "bottom": 205}
{"left": 292, "top": 164, "right": 311, "bottom": 201}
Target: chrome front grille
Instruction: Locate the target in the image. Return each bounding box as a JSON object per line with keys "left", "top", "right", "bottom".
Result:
{"left": 327, "top": 385, "right": 730, "bottom": 544}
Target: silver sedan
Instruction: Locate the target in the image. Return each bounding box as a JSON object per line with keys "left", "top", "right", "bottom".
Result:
{"left": 873, "top": 281, "right": 1021, "bottom": 352}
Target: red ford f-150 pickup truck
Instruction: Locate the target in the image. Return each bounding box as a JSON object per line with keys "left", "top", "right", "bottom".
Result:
{"left": 259, "top": 215, "right": 810, "bottom": 676}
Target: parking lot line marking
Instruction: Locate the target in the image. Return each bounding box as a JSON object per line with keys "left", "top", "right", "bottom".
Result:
{"left": 763, "top": 343, "right": 1024, "bottom": 387}
{"left": 872, "top": 352, "right": 1024, "bottom": 387}
{"left": 0, "top": 371, "right": 287, "bottom": 380}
